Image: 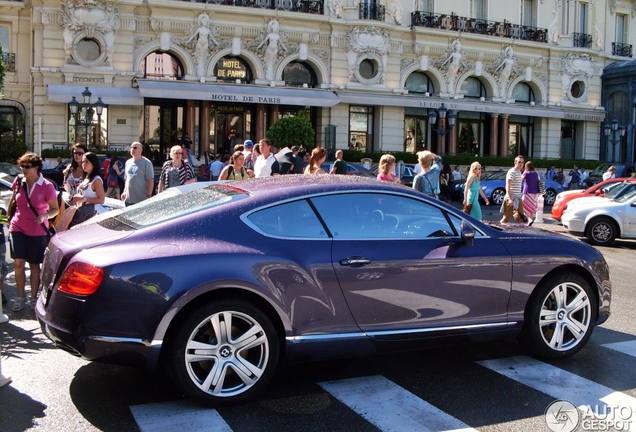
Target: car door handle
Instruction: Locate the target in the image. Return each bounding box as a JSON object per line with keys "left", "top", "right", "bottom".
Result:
{"left": 339, "top": 257, "right": 372, "bottom": 267}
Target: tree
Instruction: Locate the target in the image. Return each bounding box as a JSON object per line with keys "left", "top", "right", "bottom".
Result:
{"left": 266, "top": 116, "right": 315, "bottom": 149}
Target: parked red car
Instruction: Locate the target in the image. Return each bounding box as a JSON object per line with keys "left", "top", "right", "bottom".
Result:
{"left": 551, "top": 177, "right": 635, "bottom": 221}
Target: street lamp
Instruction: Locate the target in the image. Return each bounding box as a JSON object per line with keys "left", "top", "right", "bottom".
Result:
{"left": 68, "top": 87, "right": 105, "bottom": 148}
{"left": 603, "top": 118, "right": 626, "bottom": 162}
{"left": 429, "top": 103, "right": 457, "bottom": 136}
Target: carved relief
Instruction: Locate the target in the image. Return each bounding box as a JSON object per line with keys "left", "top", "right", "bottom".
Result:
{"left": 344, "top": 26, "right": 390, "bottom": 84}
{"left": 328, "top": 0, "right": 343, "bottom": 18}
{"left": 561, "top": 53, "right": 594, "bottom": 102}
{"left": 60, "top": 0, "right": 119, "bottom": 66}
{"left": 387, "top": 0, "right": 403, "bottom": 26}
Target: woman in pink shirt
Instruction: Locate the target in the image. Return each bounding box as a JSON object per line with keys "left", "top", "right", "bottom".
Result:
{"left": 376, "top": 154, "right": 401, "bottom": 184}
{"left": 8, "top": 153, "right": 58, "bottom": 311}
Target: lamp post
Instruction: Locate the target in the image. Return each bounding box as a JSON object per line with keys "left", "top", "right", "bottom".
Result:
{"left": 603, "top": 118, "right": 626, "bottom": 162}
{"left": 68, "top": 87, "right": 104, "bottom": 148}
{"left": 428, "top": 103, "right": 457, "bottom": 136}
{"left": 428, "top": 103, "right": 456, "bottom": 154}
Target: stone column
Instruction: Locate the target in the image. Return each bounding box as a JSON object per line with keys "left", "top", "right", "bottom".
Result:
{"left": 500, "top": 114, "right": 510, "bottom": 156}
{"left": 490, "top": 114, "right": 499, "bottom": 156}
{"left": 199, "top": 101, "right": 210, "bottom": 155}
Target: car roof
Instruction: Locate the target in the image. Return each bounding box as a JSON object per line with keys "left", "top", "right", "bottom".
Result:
{"left": 226, "top": 174, "right": 403, "bottom": 196}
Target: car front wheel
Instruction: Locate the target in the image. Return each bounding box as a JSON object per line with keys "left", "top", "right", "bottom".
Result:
{"left": 521, "top": 272, "right": 596, "bottom": 359}
{"left": 491, "top": 188, "right": 506, "bottom": 205}
{"left": 544, "top": 189, "right": 557, "bottom": 206}
{"left": 167, "top": 299, "right": 280, "bottom": 405}
{"left": 586, "top": 217, "right": 618, "bottom": 246}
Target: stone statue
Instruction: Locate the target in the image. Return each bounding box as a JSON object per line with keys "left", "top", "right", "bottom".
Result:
{"left": 258, "top": 19, "right": 287, "bottom": 81}
{"left": 493, "top": 46, "right": 516, "bottom": 98}
{"left": 187, "top": 13, "right": 219, "bottom": 77}
{"left": 440, "top": 40, "right": 467, "bottom": 94}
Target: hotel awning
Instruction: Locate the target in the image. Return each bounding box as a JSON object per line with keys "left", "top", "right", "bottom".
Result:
{"left": 136, "top": 80, "right": 341, "bottom": 107}
{"left": 336, "top": 92, "right": 606, "bottom": 122}
{"left": 48, "top": 85, "right": 143, "bottom": 106}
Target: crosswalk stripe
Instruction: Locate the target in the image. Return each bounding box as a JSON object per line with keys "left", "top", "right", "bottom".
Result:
{"left": 318, "top": 375, "right": 477, "bottom": 432}
{"left": 130, "top": 400, "right": 232, "bottom": 432}
{"left": 478, "top": 356, "right": 636, "bottom": 428}
{"left": 602, "top": 340, "right": 636, "bottom": 357}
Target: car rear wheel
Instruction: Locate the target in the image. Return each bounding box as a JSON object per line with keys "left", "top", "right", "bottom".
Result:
{"left": 491, "top": 188, "right": 506, "bottom": 205}
{"left": 544, "top": 189, "right": 557, "bottom": 206}
{"left": 586, "top": 217, "right": 618, "bottom": 246}
{"left": 167, "top": 299, "right": 280, "bottom": 405}
{"left": 521, "top": 272, "right": 596, "bottom": 359}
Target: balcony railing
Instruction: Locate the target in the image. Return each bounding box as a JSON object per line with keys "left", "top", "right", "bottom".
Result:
{"left": 410, "top": 12, "right": 547, "bottom": 43}
{"left": 190, "top": 0, "right": 323, "bottom": 15}
{"left": 359, "top": 3, "right": 385, "bottom": 21}
{"left": 572, "top": 32, "right": 592, "bottom": 48}
{"left": 612, "top": 42, "right": 633, "bottom": 57}
{"left": 1, "top": 53, "right": 15, "bottom": 72}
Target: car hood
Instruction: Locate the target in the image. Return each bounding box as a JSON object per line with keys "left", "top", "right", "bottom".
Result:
{"left": 483, "top": 221, "right": 577, "bottom": 240}
{"left": 566, "top": 196, "right": 610, "bottom": 209}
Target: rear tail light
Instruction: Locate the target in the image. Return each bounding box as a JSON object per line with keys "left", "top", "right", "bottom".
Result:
{"left": 57, "top": 262, "right": 105, "bottom": 296}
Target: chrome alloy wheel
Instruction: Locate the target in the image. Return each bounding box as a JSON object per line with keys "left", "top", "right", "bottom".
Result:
{"left": 185, "top": 310, "right": 270, "bottom": 397}
{"left": 538, "top": 282, "right": 592, "bottom": 352}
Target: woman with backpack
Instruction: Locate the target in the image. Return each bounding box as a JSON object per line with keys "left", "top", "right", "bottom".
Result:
{"left": 219, "top": 150, "right": 253, "bottom": 180}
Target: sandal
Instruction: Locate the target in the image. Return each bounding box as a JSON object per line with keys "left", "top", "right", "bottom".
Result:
{"left": 12, "top": 297, "right": 25, "bottom": 312}
{"left": 30, "top": 297, "right": 39, "bottom": 309}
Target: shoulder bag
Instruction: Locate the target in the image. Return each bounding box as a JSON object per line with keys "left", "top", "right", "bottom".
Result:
{"left": 22, "top": 180, "right": 56, "bottom": 239}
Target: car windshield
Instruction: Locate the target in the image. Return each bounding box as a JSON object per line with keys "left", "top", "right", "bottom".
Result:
{"left": 615, "top": 187, "right": 636, "bottom": 203}
{"left": 590, "top": 164, "right": 611, "bottom": 177}
{"left": 606, "top": 182, "right": 635, "bottom": 199}
{"left": 99, "top": 184, "right": 248, "bottom": 230}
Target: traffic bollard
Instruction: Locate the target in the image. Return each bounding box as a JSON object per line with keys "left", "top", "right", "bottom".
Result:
{"left": 535, "top": 195, "right": 545, "bottom": 223}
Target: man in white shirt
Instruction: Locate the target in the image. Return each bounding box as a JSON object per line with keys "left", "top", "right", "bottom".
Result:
{"left": 253, "top": 139, "right": 279, "bottom": 177}
{"left": 452, "top": 165, "right": 464, "bottom": 181}
{"left": 602, "top": 166, "right": 616, "bottom": 181}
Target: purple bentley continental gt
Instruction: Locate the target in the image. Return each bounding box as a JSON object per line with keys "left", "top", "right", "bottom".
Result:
{"left": 36, "top": 175, "right": 611, "bottom": 405}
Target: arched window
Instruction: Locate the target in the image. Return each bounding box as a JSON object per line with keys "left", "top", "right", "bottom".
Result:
{"left": 142, "top": 52, "right": 184, "bottom": 80}
{"left": 512, "top": 82, "right": 535, "bottom": 103}
{"left": 282, "top": 61, "right": 317, "bottom": 87}
{"left": 214, "top": 57, "right": 253, "bottom": 83}
{"left": 460, "top": 77, "right": 487, "bottom": 99}
{"left": 405, "top": 72, "right": 434, "bottom": 94}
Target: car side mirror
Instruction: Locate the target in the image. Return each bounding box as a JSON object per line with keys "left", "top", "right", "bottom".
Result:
{"left": 460, "top": 220, "right": 475, "bottom": 247}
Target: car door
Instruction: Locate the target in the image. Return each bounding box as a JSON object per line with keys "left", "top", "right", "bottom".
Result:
{"left": 310, "top": 192, "right": 513, "bottom": 338}
{"left": 622, "top": 195, "right": 636, "bottom": 237}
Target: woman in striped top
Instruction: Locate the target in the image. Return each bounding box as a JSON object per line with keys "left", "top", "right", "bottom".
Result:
{"left": 157, "top": 145, "right": 197, "bottom": 193}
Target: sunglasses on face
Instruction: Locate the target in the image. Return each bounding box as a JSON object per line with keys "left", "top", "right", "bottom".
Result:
{"left": 20, "top": 164, "right": 34, "bottom": 169}
{"left": 73, "top": 152, "right": 85, "bottom": 156}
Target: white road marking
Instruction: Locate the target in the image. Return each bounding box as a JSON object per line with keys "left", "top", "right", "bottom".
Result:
{"left": 319, "top": 375, "right": 477, "bottom": 432}
{"left": 602, "top": 340, "right": 636, "bottom": 357}
{"left": 478, "top": 356, "right": 636, "bottom": 430}
{"left": 130, "top": 400, "right": 233, "bottom": 432}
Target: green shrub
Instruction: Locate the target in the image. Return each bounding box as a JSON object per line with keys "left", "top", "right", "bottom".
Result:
{"left": 266, "top": 117, "right": 316, "bottom": 149}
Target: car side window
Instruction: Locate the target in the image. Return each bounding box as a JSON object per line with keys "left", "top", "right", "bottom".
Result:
{"left": 311, "top": 193, "right": 458, "bottom": 239}
{"left": 246, "top": 199, "right": 328, "bottom": 239}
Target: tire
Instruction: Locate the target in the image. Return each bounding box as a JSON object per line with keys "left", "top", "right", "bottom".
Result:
{"left": 167, "top": 299, "right": 280, "bottom": 405}
{"left": 521, "top": 272, "right": 596, "bottom": 359}
{"left": 544, "top": 189, "right": 557, "bottom": 206}
{"left": 491, "top": 188, "right": 506, "bottom": 205}
{"left": 586, "top": 217, "right": 618, "bottom": 246}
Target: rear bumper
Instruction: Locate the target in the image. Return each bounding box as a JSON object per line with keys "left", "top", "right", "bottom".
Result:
{"left": 35, "top": 295, "right": 154, "bottom": 369}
